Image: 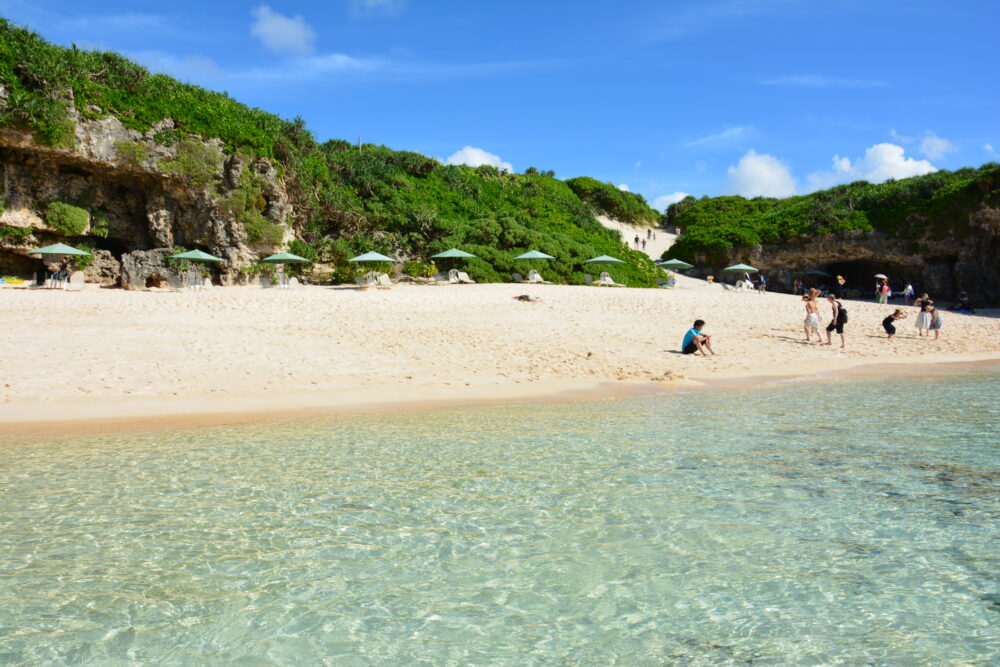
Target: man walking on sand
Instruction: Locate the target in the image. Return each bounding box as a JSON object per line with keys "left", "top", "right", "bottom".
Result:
{"left": 682, "top": 319, "right": 716, "bottom": 356}
{"left": 824, "top": 294, "right": 847, "bottom": 348}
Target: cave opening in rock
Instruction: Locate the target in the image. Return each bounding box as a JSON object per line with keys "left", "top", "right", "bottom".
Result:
{"left": 145, "top": 273, "right": 168, "bottom": 289}
{"left": 824, "top": 259, "right": 925, "bottom": 298}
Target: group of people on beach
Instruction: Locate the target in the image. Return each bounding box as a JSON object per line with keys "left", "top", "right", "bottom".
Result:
{"left": 801, "top": 276, "right": 943, "bottom": 348}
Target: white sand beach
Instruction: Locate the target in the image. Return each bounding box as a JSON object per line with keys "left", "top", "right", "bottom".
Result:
{"left": 2, "top": 280, "right": 998, "bottom": 434}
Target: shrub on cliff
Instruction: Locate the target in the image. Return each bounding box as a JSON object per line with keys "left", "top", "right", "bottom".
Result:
{"left": 159, "top": 140, "right": 222, "bottom": 187}
{"left": 666, "top": 163, "right": 1000, "bottom": 263}
{"left": 45, "top": 201, "right": 89, "bottom": 236}
{"left": 565, "top": 177, "right": 660, "bottom": 226}
{"left": 114, "top": 141, "right": 150, "bottom": 169}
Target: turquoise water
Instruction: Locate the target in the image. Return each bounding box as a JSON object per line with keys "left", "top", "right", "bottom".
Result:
{"left": 1, "top": 368, "right": 999, "bottom": 664}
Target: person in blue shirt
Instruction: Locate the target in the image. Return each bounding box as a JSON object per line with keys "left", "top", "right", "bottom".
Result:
{"left": 682, "top": 319, "right": 716, "bottom": 355}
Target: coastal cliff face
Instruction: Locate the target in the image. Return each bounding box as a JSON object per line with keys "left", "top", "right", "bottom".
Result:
{"left": 721, "top": 214, "right": 1000, "bottom": 303}
{"left": 0, "top": 109, "right": 291, "bottom": 287}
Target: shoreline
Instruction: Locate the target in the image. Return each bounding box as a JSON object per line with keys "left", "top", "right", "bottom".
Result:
{"left": 4, "top": 354, "right": 998, "bottom": 438}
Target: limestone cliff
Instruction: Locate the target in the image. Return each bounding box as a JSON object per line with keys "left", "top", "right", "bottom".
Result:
{"left": 0, "top": 109, "right": 291, "bottom": 287}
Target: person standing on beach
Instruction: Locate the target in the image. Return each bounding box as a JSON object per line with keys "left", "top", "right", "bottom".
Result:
{"left": 915, "top": 299, "right": 933, "bottom": 336}
{"left": 682, "top": 319, "right": 716, "bottom": 355}
{"left": 757, "top": 274, "right": 766, "bottom": 294}
{"left": 882, "top": 309, "right": 908, "bottom": 340}
{"left": 824, "top": 295, "right": 847, "bottom": 347}
{"left": 803, "top": 294, "right": 821, "bottom": 342}
{"left": 834, "top": 275, "right": 846, "bottom": 299}
{"left": 927, "top": 304, "right": 943, "bottom": 340}
{"left": 903, "top": 282, "right": 915, "bottom": 305}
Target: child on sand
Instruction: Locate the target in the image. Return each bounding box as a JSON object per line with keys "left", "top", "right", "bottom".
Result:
{"left": 803, "top": 294, "right": 821, "bottom": 342}
{"left": 882, "top": 308, "right": 908, "bottom": 339}
{"left": 682, "top": 319, "right": 715, "bottom": 356}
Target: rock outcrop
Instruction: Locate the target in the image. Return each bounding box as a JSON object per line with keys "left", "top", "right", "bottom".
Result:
{"left": 0, "top": 111, "right": 291, "bottom": 288}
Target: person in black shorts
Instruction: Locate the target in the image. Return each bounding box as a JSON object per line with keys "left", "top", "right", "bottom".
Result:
{"left": 882, "top": 308, "right": 907, "bottom": 339}
{"left": 824, "top": 295, "right": 847, "bottom": 348}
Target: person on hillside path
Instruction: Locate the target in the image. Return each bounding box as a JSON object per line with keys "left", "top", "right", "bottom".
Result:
{"left": 803, "top": 294, "right": 821, "bottom": 342}
{"left": 883, "top": 308, "right": 908, "bottom": 340}
{"left": 824, "top": 295, "right": 847, "bottom": 348}
{"left": 634, "top": 235, "right": 640, "bottom": 250}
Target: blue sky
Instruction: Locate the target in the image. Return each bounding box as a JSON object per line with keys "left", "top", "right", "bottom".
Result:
{"left": 2, "top": 0, "right": 998, "bottom": 209}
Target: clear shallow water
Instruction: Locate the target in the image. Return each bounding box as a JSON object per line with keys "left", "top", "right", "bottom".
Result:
{"left": 1, "top": 369, "right": 999, "bottom": 665}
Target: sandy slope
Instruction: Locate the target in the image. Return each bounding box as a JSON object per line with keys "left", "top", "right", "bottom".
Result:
{"left": 1, "top": 282, "right": 997, "bottom": 432}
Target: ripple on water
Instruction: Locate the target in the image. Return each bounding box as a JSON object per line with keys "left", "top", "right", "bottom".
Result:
{"left": 1, "top": 367, "right": 999, "bottom": 663}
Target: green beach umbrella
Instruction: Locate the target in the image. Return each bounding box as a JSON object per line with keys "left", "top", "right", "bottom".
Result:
{"left": 431, "top": 248, "right": 477, "bottom": 259}
{"left": 348, "top": 251, "right": 395, "bottom": 263}
{"left": 30, "top": 243, "right": 91, "bottom": 256}
{"left": 657, "top": 258, "right": 694, "bottom": 269}
{"left": 724, "top": 263, "right": 758, "bottom": 272}
{"left": 170, "top": 249, "right": 224, "bottom": 262}
{"left": 261, "top": 252, "right": 309, "bottom": 264}
{"left": 583, "top": 255, "right": 626, "bottom": 265}
{"left": 515, "top": 250, "right": 555, "bottom": 260}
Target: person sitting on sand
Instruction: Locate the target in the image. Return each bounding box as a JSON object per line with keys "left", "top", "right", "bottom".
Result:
{"left": 824, "top": 294, "right": 847, "bottom": 348}
{"left": 803, "top": 294, "right": 821, "bottom": 342}
{"left": 882, "top": 308, "right": 908, "bottom": 340}
{"left": 682, "top": 319, "right": 715, "bottom": 356}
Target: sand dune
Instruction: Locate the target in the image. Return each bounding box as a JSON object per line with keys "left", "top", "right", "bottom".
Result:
{"left": 1, "top": 282, "right": 997, "bottom": 432}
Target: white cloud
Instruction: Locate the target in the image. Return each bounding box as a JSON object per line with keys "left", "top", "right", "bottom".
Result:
{"left": 634, "top": 161, "right": 642, "bottom": 169}
{"left": 806, "top": 143, "right": 936, "bottom": 191}
{"left": 920, "top": 132, "right": 956, "bottom": 160}
{"left": 351, "top": 0, "right": 405, "bottom": 16}
{"left": 617, "top": 184, "right": 630, "bottom": 191}
{"left": 251, "top": 5, "right": 316, "bottom": 56}
{"left": 889, "top": 128, "right": 914, "bottom": 144}
{"left": 986, "top": 143, "right": 996, "bottom": 154}
{"left": 445, "top": 146, "right": 512, "bottom": 173}
{"left": 726, "top": 150, "right": 796, "bottom": 198}
{"left": 683, "top": 125, "right": 751, "bottom": 148}
{"left": 653, "top": 192, "right": 690, "bottom": 211}
{"left": 133, "top": 51, "right": 226, "bottom": 84}
{"left": 236, "top": 52, "right": 376, "bottom": 82}
{"left": 759, "top": 74, "right": 886, "bottom": 88}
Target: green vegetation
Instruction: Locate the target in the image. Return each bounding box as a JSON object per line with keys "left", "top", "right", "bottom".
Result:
{"left": 45, "top": 201, "right": 89, "bottom": 236}
{"left": 0, "top": 19, "right": 666, "bottom": 285}
{"left": 159, "top": 139, "right": 222, "bottom": 187}
{"left": 220, "top": 162, "right": 284, "bottom": 245}
{"left": 565, "top": 177, "right": 660, "bottom": 226}
{"left": 403, "top": 261, "right": 437, "bottom": 278}
{"left": 0, "top": 224, "right": 31, "bottom": 242}
{"left": 74, "top": 242, "right": 94, "bottom": 270}
{"left": 667, "top": 164, "right": 1000, "bottom": 263}
{"left": 113, "top": 141, "right": 150, "bottom": 169}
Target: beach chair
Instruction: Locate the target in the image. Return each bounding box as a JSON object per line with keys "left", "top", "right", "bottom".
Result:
{"left": 432, "top": 272, "right": 454, "bottom": 285}
{"left": 66, "top": 271, "right": 85, "bottom": 292}
{"left": 167, "top": 274, "right": 185, "bottom": 291}
{"left": 259, "top": 275, "right": 273, "bottom": 289}
{"left": 512, "top": 272, "right": 525, "bottom": 283}
{"left": 599, "top": 271, "right": 626, "bottom": 287}
{"left": 721, "top": 283, "right": 733, "bottom": 291}
{"left": 354, "top": 275, "right": 373, "bottom": 290}
{"left": 448, "top": 268, "right": 460, "bottom": 283}
{"left": 457, "top": 271, "right": 476, "bottom": 284}
{"left": 288, "top": 277, "right": 301, "bottom": 290}
{"left": 376, "top": 273, "right": 393, "bottom": 289}
{"left": 527, "top": 269, "right": 553, "bottom": 285}
{"left": 584, "top": 273, "right": 593, "bottom": 284}
{"left": 202, "top": 278, "right": 214, "bottom": 290}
